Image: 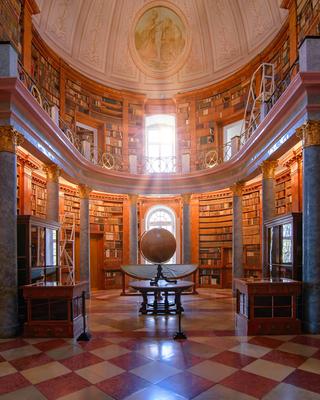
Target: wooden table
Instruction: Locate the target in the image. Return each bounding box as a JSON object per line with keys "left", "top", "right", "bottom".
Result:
{"left": 129, "top": 280, "right": 194, "bottom": 339}
{"left": 129, "top": 280, "right": 194, "bottom": 314}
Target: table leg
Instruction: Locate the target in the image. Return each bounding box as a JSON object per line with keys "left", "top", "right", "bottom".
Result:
{"left": 140, "top": 291, "right": 148, "bottom": 314}
{"left": 174, "top": 290, "right": 187, "bottom": 340}
{"left": 164, "top": 291, "right": 169, "bottom": 313}
{"left": 153, "top": 292, "right": 158, "bottom": 314}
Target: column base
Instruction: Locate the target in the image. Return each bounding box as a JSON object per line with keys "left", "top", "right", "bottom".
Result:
{"left": 0, "top": 322, "right": 20, "bottom": 338}
{"left": 302, "top": 320, "right": 320, "bottom": 334}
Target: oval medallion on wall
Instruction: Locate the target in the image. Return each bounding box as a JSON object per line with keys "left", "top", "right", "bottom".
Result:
{"left": 130, "top": 1, "right": 190, "bottom": 79}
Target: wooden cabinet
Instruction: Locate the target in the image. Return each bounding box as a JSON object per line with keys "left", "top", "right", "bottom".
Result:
{"left": 23, "top": 281, "right": 86, "bottom": 338}
{"left": 198, "top": 246, "right": 232, "bottom": 288}
{"left": 235, "top": 278, "right": 302, "bottom": 336}
{"left": 103, "top": 268, "right": 122, "bottom": 289}
{"left": 17, "top": 215, "right": 60, "bottom": 322}
{"left": 264, "top": 213, "right": 302, "bottom": 280}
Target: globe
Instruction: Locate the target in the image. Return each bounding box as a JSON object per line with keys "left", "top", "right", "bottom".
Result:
{"left": 140, "top": 228, "right": 176, "bottom": 264}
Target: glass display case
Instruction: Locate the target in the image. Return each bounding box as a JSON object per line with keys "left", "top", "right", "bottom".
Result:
{"left": 17, "top": 215, "right": 60, "bottom": 322}
{"left": 264, "top": 213, "right": 302, "bottom": 280}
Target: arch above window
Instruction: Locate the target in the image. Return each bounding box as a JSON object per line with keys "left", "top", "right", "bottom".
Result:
{"left": 145, "top": 205, "right": 176, "bottom": 263}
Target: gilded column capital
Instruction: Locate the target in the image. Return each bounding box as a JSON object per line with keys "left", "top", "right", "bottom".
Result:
{"left": 0, "top": 126, "right": 24, "bottom": 153}
{"left": 260, "top": 160, "right": 278, "bottom": 179}
{"left": 297, "top": 120, "right": 320, "bottom": 148}
{"left": 181, "top": 193, "right": 192, "bottom": 205}
{"left": 45, "top": 163, "right": 61, "bottom": 183}
{"left": 128, "top": 194, "right": 139, "bottom": 204}
{"left": 230, "top": 182, "right": 244, "bottom": 196}
{"left": 79, "top": 184, "right": 92, "bottom": 199}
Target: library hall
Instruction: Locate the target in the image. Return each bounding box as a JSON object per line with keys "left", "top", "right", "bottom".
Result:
{"left": 1, "top": 0, "right": 320, "bottom": 398}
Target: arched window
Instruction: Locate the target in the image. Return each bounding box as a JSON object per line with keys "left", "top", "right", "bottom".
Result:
{"left": 145, "top": 205, "right": 176, "bottom": 263}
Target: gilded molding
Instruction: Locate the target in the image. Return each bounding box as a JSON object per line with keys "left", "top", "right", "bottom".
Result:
{"left": 129, "top": 194, "right": 139, "bottom": 204}
{"left": 79, "top": 184, "right": 92, "bottom": 199}
{"left": 297, "top": 120, "right": 320, "bottom": 148}
{"left": 260, "top": 160, "right": 278, "bottom": 179}
{"left": 230, "top": 182, "right": 244, "bottom": 196}
{"left": 45, "top": 164, "right": 61, "bottom": 183}
{"left": 0, "top": 126, "right": 24, "bottom": 153}
{"left": 181, "top": 193, "right": 192, "bottom": 205}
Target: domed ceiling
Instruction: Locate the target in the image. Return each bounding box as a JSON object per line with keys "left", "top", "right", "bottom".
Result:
{"left": 33, "top": 0, "right": 287, "bottom": 98}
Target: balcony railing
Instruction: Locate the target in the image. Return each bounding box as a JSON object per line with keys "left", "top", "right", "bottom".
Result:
{"left": 142, "top": 156, "right": 177, "bottom": 173}
{"left": 16, "top": 61, "right": 299, "bottom": 175}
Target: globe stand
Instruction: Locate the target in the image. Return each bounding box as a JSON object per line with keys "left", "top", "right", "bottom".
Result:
{"left": 150, "top": 264, "right": 177, "bottom": 286}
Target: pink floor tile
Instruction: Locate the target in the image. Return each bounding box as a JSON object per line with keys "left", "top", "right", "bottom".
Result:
{"left": 35, "top": 372, "right": 90, "bottom": 400}
{"left": 249, "top": 336, "right": 285, "bottom": 349}
{"left": 161, "top": 352, "right": 205, "bottom": 369}
{"left": 60, "top": 351, "right": 104, "bottom": 370}
{"left": 211, "top": 350, "right": 256, "bottom": 368}
{"left": 33, "top": 339, "right": 68, "bottom": 352}
{"left": 159, "top": 371, "right": 214, "bottom": 398}
{"left": 284, "top": 369, "right": 320, "bottom": 394}
{"left": 290, "top": 335, "right": 320, "bottom": 348}
{"left": 0, "top": 339, "right": 28, "bottom": 352}
{"left": 96, "top": 371, "right": 150, "bottom": 400}
{"left": 220, "top": 370, "right": 278, "bottom": 398}
{"left": 78, "top": 337, "right": 111, "bottom": 351}
{"left": 0, "top": 372, "right": 30, "bottom": 395}
{"left": 10, "top": 352, "right": 53, "bottom": 371}
{"left": 262, "top": 349, "right": 307, "bottom": 368}
{"left": 109, "top": 352, "right": 152, "bottom": 370}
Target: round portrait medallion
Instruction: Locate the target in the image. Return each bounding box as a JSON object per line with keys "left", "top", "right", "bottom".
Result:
{"left": 130, "top": 2, "right": 190, "bottom": 78}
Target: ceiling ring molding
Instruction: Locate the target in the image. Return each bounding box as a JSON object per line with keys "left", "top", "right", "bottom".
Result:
{"left": 129, "top": 0, "right": 191, "bottom": 79}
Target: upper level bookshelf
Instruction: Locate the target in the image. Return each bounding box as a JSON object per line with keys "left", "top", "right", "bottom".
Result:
{"left": 31, "top": 44, "right": 60, "bottom": 107}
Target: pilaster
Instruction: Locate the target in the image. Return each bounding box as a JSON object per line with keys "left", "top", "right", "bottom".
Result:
{"left": 79, "top": 184, "right": 92, "bottom": 297}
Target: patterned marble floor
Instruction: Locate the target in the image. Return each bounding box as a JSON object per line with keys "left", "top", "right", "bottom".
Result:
{"left": 1, "top": 288, "right": 320, "bottom": 399}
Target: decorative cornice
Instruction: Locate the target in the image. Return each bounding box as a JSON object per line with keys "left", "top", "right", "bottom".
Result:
{"left": 297, "top": 120, "right": 320, "bottom": 148}
{"left": 0, "top": 126, "right": 24, "bottom": 153}
{"left": 230, "top": 182, "right": 244, "bottom": 196}
{"left": 79, "top": 184, "right": 92, "bottom": 199}
{"left": 260, "top": 160, "right": 278, "bottom": 179}
{"left": 45, "top": 163, "right": 61, "bottom": 183}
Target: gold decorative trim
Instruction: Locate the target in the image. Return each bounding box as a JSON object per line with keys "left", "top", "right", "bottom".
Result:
{"left": 129, "top": 194, "right": 139, "bottom": 204}
{"left": 45, "top": 164, "right": 61, "bottom": 183}
{"left": 79, "top": 184, "right": 92, "bottom": 199}
{"left": 230, "top": 182, "right": 244, "bottom": 196}
{"left": 260, "top": 160, "right": 278, "bottom": 179}
{"left": 181, "top": 193, "right": 192, "bottom": 205}
{"left": 0, "top": 126, "right": 24, "bottom": 153}
{"left": 297, "top": 120, "right": 320, "bottom": 148}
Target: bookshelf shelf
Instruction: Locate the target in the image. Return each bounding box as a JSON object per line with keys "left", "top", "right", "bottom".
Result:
{"left": 198, "top": 192, "right": 233, "bottom": 288}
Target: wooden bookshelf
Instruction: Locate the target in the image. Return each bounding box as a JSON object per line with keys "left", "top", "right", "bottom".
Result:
{"left": 297, "top": 0, "right": 320, "bottom": 44}
{"left": 176, "top": 101, "right": 191, "bottom": 171}
{"left": 31, "top": 44, "right": 60, "bottom": 107}
{"left": 128, "top": 103, "right": 143, "bottom": 172}
{"left": 242, "top": 186, "right": 261, "bottom": 278}
{"left": 275, "top": 171, "right": 292, "bottom": 215}
{"left": 198, "top": 191, "right": 233, "bottom": 288}
{"left": 31, "top": 177, "right": 47, "bottom": 219}
{"left": 17, "top": 161, "right": 21, "bottom": 215}
{"left": 105, "top": 127, "right": 123, "bottom": 165}
{"left": 63, "top": 193, "right": 80, "bottom": 228}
